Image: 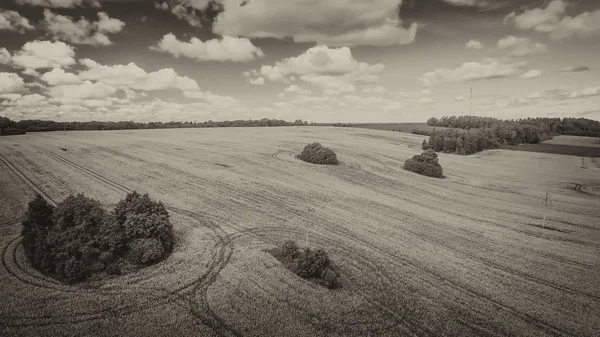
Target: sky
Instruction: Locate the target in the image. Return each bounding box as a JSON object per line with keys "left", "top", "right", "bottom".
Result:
{"left": 0, "top": 0, "right": 599, "bottom": 123}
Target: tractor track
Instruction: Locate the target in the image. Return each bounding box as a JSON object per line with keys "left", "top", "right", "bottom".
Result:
{"left": 0, "top": 149, "right": 240, "bottom": 336}
{"left": 5, "top": 145, "right": 590, "bottom": 336}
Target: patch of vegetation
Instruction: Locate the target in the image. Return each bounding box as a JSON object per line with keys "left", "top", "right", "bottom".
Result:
{"left": 298, "top": 142, "right": 338, "bottom": 165}
{"left": 270, "top": 240, "right": 340, "bottom": 289}
{"left": 422, "top": 139, "right": 430, "bottom": 150}
{"left": 59, "top": 148, "right": 68, "bottom": 151}
{"left": 404, "top": 149, "right": 444, "bottom": 178}
{"left": 412, "top": 129, "right": 431, "bottom": 136}
{"left": 21, "top": 191, "right": 174, "bottom": 284}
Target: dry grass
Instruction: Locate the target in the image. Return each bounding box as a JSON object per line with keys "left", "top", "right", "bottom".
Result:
{"left": 0, "top": 126, "right": 598, "bottom": 337}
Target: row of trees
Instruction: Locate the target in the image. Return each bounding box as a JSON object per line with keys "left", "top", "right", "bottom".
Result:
{"left": 22, "top": 192, "right": 174, "bottom": 283}
{"left": 0, "top": 117, "right": 313, "bottom": 134}
{"left": 422, "top": 127, "right": 536, "bottom": 155}
{"left": 427, "top": 116, "right": 600, "bottom": 137}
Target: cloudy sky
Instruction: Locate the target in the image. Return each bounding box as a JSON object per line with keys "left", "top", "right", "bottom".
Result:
{"left": 0, "top": 0, "right": 599, "bottom": 123}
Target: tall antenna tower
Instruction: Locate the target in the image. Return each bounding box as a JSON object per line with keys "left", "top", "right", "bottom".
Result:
{"left": 469, "top": 87, "right": 473, "bottom": 117}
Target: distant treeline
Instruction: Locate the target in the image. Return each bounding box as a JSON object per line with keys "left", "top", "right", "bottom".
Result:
{"left": 421, "top": 116, "right": 600, "bottom": 155}
{"left": 0, "top": 117, "right": 312, "bottom": 134}
{"left": 427, "top": 116, "right": 600, "bottom": 137}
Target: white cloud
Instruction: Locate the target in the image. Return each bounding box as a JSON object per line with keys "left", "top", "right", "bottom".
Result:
{"left": 549, "top": 10, "right": 600, "bottom": 39}
{"left": 43, "top": 10, "right": 125, "bottom": 46}
{"left": 0, "top": 73, "right": 26, "bottom": 95}
{"left": 78, "top": 58, "right": 201, "bottom": 92}
{"left": 249, "top": 77, "right": 265, "bottom": 85}
{"left": 15, "top": 0, "right": 100, "bottom": 8}
{"left": 284, "top": 84, "right": 310, "bottom": 95}
{"left": 9, "top": 40, "right": 76, "bottom": 70}
{"left": 520, "top": 69, "right": 542, "bottom": 79}
{"left": 150, "top": 33, "right": 264, "bottom": 62}
{"left": 49, "top": 80, "right": 117, "bottom": 99}
{"left": 41, "top": 68, "right": 82, "bottom": 85}
{"left": 497, "top": 36, "right": 546, "bottom": 57}
{"left": 155, "top": 1, "right": 205, "bottom": 27}
{"left": 256, "top": 46, "right": 384, "bottom": 94}
{"left": 1, "top": 94, "right": 47, "bottom": 106}
{"left": 420, "top": 58, "right": 526, "bottom": 86}
{"left": 418, "top": 97, "right": 433, "bottom": 105}
{"left": 0, "top": 9, "right": 35, "bottom": 33}
{"left": 183, "top": 91, "right": 239, "bottom": 107}
{"left": 504, "top": 0, "right": 600, "bottom": 40}
{"left": 0, "top": 48, "right": 12, "bottom": 64}
{"left": 210, "top": 0, "right": 417, "bottom": 47}
{"left": 465, "top": 39, "right": 483, "bottom": 50}
{"left": 504, "top": 0, "right": 565, "bottom": 32}
{"left": 455, "top": 95, "right": 465, "bottom": 101}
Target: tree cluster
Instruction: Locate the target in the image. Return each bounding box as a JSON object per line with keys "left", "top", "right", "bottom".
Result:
{"left": 279, "top": 240, "right": 339, "bottom": 289}
{"left": 21, "top": 192, "right": 174, "bottom": 283}
{"left": 427, "top": 116, "right": 600, "bottom": 137}
{"left": 0, "top": 116, "right": 311, "bottom": 134}
{"left": 411, "top": 129, "right": 432, "bottom": 136}
{"left": 404, "top": 149, "right": 444, "bottom": 178}
{"left": 298, "top": 142, "right": 338, "bottom": 165}
{"left": 425, "top": 123, "right": 548, "bottom": 155}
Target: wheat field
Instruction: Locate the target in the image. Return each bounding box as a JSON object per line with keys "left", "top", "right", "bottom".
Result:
{"left": 0, "top": 127, "right": 598, "bottom": 337}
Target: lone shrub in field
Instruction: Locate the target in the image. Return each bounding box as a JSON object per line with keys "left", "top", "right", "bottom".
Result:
{"left": 21, "top": 191, "right": 174, "bottom": 283}
{"left": 422, "top": 139, "right": 430, "bottom": 150}
{"left": 298, "top": 142, "right": 338, "bottom": 165}
{"left": 404, "top": 149, "right": 444, "bottom": 178}
{"left": 275, "top": 241, "right": 339, "bottom": 289}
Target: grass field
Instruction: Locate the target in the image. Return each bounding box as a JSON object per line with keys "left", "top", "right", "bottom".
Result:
{"left": 0, "top": 127, "right": 599, "bottom": 337}
{"left": 344, "top": 123, "right": 445, "bottom": 134}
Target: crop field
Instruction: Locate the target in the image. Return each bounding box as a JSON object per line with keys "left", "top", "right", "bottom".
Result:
{"left": 0, "top": 126, "right": 599, "bottom": 337}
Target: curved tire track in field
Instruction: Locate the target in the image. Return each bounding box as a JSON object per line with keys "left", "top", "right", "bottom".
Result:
{"left": 20, "top": 145, "right": 587, "bottom": 336}
{"left": 591, "top": 158, "right": 600, "bottom": 168}
{"left": 229, "top": 226, "right": 431, "bottom": 337}
{"left": 0, "top": 149, "right": 240, "bottom": 336}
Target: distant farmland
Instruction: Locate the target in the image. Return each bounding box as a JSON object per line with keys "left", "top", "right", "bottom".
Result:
{"left": 0, "top": 127, "right": 598, "bottom": 337}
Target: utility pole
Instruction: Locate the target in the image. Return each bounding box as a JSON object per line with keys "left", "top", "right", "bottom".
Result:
{"left": 541, "top": 192, "right": 552, "bottom": 228}
{"left": 305, "top": 206, "right": 311, "bottom": 248}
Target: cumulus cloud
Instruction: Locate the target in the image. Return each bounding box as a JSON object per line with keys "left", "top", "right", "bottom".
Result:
{"left": 0, "top": 48, "right": 11, "bottom": 65}
{"left": 15, "top": 0, "right": 100, "bottom": 8}
{"left": 253, "top": 45, "right": 384, "bottom": 94}
{"left": 43, "top": 10, "right": 125, "bottom": 46}
{"left": 284, "top": 84, "right": 311, "bottom": 95}
{"left": 210, "top": 0, "right": 417, "bottom": 47}
{"left": 155, "top": 1, "right": 205, "bottom": 27}
{"left": 78, "top": 58, "right": 201, "bottom": 92}
{"left": 40, "top": 68, "right": 82, "bottom": 85}
{"left": 465, "top": 39, "right": 483, "bottom": 50}
{"left": 420, "top": 58, "right": 527, "bottom": 86}
{"left": 9, "top": 40, "right": 76, "bottom": 70}
{"left": 0, "top": 73, "right": 27, "bottom": 95}
{"left": 48, "top": 80, "right": 117, "bottom": 99}
{"left": 0, "top": 9, "right": 35, "bottom": 33}
{"left": 455, "top": 96, "right": 465, "bottom": 101}
{"left": 520, "top": 69, "right": 542, "bottom": 79}
{"left": 248, "top": 77, "right": 265, "bottom": 85}
{"left": 496, "top": 36, "right": 546, "bottom": 57}
{"left": 504, "top": 0, "right": 600, "bottom": 40}
{"left": 150, "top": 33, "right": 264, "bottom": 62}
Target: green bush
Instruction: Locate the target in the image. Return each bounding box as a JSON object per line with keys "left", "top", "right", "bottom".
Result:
{"left": 404, "top": 149, "right": 444, "bottom": 178}
{"left": 114, "top": 191, "right": 174, "bottom": 252}
{"left": 422, "top": 139, "right": 430, "bottom": 150}
{"left": 298, "top": 142, "right": 338, "bottom": 165}
{"left": 21, "top": 191, "right": 174, "bottom": 283}
{"left": 278, "top": 241, "right": 339, "bottom": 289}
{"left": 127, "top": 238, "right": 165, "bottom": 265}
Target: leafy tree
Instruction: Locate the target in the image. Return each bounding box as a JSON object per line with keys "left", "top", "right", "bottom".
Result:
{"left": 404, "top": 149, "right": 444, "bottom": 178}
{"left": 298, "top": 142, "right": 338, "bottom": 165}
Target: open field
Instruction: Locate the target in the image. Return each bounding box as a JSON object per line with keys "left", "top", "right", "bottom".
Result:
{"left": 344, "top": 123, "right": 447, "bottom": 134}
{"left": 503, "top": 143, "right": 600, "bottom": 157}
{"left": 0, "top": 126, "right": 599, "bottom": 337}
{"left": 542, "top": 135, "right": 600, "bottom": 148}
